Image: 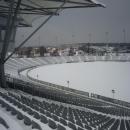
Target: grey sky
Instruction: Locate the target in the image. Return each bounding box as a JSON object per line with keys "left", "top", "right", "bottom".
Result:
{"left": 15, "top": 0, "right": 130, "bottom": 46}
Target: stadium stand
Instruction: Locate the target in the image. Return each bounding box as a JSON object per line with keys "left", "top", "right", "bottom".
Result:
{"left": 1, "top": 55, "right": 130, "bottom": 130}
{"left": 0, "top": 87, "right": 130, "bottom": 130}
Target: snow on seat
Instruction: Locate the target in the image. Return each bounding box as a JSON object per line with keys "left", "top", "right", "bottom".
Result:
{"left": 0, "top": 106, "right": 24, "bottom": 130}
{"left": 0, "top": 116, "right": 9, "bottom": 129}
{"left": 1, "top": 88, "right": 130, "bottom": 130}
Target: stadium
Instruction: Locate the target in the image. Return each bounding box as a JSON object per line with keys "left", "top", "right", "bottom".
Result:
{"left": 0, "top": 0, "right": 130, "bottom": 130}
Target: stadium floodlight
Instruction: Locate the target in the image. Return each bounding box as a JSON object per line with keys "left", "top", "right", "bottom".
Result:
{"left": 123, "top": 29, "right": 126, "bottom": 43}
{"left": 112, "top": 89, "right": 115, "bottom": 99}
{"left": 0, "top": 0, "right": 105, "bottom": 88}
{"left": 67, "top": 80, "right": 70, "bottom": 88}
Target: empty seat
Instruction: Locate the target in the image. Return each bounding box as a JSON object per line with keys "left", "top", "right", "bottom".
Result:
{"left": 68, "top": 116, "right": 75, "bottom": 124}
{"left": 48, "top": 119, "right": 57, "bottom": 129}
{"left": 24, "top": 116, "right": 32, "bottom": 126}
{"left": 57, "top": 124, "right": 66, "bottom": 130}
{"left": 0, "top": 117, "right": 9, "bottom": 129}
{"left": 40, "top": 115, "right": 48, "bottom": 124}
{"left": 119, "top": 119, "right": 125, "bottom": 130}
{"left": 17, "top": 112, "right": 24, "bottom": 120}
{"left": 28, "top": 109, "right": 34, "bottom": 116}
{"left": 34, "top": 112, "right": 40, "bottom": 119}
{"left": 125, "top": 120, "right": 130, "bottom": 130}
{"left": 84, "top": 125, "right": 92, "bottom": 130}
{"left": 40, "top": 108, "right": 45, "bottom": 114}
{"left": 52, "top": 114, "right": 59, "bottom": 122}
{"left": 22, "top": 105, "right": 28, "bottom": 112}
{"left": 17, "top": 103, "right": 22, "bottom": 109}
{"left": 68, "top": 122, "right": 77, "bottom": 130}
{"left": 60, "top": 118, "right": 67, "bottom": 126}
{"left": 11, "top": 108, "right": 18, "bottom": 116}
{"left": 110, "top": 119, "right": 120, "bottom": 130}
{"left": 32, "top": 120, "right": 42, "bottom": 130}
{"left": 6, "top": 104, "right": 11, "bottom": 111}
{"left": 76, "top": 120, "right": 83, "bottom": 127}
{"left": 77, "top": 127, "right": 84, "bottom": 130}
{"left": 1, "top": 101, "right": 6, "bottom": 108}
{"left": 46, "top": 111, "right": 52, "bottom": 118}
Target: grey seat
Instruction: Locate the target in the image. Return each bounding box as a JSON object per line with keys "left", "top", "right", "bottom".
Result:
{"left": 24, "top": 116, "right": 32, "bottom": 126}
{"left": 48, "top": 119, "right": 57, "bottom": 129}
{"left": 40, "top": 115, "right": 48, "bottom": 124}
{"left": 57, "top": 124, "right": 66, "bottom": 130}
{"left": 17, "top": 112, "right": 24, "bottom": 120}
{"left": 32, "top": 120, "right": 42, "bottom": 130}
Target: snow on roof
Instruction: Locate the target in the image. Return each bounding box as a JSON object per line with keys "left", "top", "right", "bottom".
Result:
{"left": 0, "top": 0, "right": 105, "bottom": 26}
{"left": 91, "top": 0, "right": 106, "bottom": 7}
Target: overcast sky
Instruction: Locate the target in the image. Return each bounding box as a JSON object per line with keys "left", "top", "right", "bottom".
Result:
{"left": 15, "top": 0, "right": 130, "bottom": 47}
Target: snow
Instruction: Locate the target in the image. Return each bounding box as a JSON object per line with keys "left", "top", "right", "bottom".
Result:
{"left": 92, "top": 0, "right": 106, "bottom": 7}
{"left": 0, "top": 125, "right": 7, "bottom": 130}
{"left": 28, "top": 62, "right": 130, "bottom": 102}
{"left": 0, "top": 90, "right": 73, "bottom": 130}
{"left": 0, "top": 106, "right": 24, "bottom": 130}
{"left": 0, "top": 96, "right": 53, "bottom": 130}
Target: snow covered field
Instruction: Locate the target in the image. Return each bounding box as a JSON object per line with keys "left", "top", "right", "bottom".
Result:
{"left": 28, "top": 62, "right": 130, "bottom": 102}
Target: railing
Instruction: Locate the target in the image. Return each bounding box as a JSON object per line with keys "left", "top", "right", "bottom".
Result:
{"left": 26, "top": 67, "right": 89, "bottom": 97}
{"left": 6, "top": 73, "right": 130, "bottom": 109}
{"left": 91, "top": 93, "right": 130, "bottom": 108}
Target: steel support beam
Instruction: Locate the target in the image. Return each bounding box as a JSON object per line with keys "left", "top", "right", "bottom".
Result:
{"left": 0, "top": 58, "right": 6, "bottom": 88}
{"left": 0, "top": 0, "right": 21, "bottom": 88}
{"left": 1, "top": 0, "right": 66, "bottom": 88}
{"left": 0, "top": 0, "right": 14, "bottom": 88}
{"left": 5, "top": 1, "right": 66, "bottom": 62}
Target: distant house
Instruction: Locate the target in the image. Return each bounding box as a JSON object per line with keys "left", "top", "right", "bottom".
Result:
{"left": 75, "top": 50, "right": 85, "bottom": 56}
{"left": 15, "top": 46, "right": 46, "bottom": 57}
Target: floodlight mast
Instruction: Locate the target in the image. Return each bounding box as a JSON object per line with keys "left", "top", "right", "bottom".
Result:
{"left": 112, "top": 89, "right": 115, "bottom": 99}
{"left": 0, "top": 0, "right": 104, "bottom": 88}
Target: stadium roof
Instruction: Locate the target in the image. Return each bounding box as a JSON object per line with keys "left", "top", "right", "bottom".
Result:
{"left": 0, "top": 0, "right": 105, "bottom": 27}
